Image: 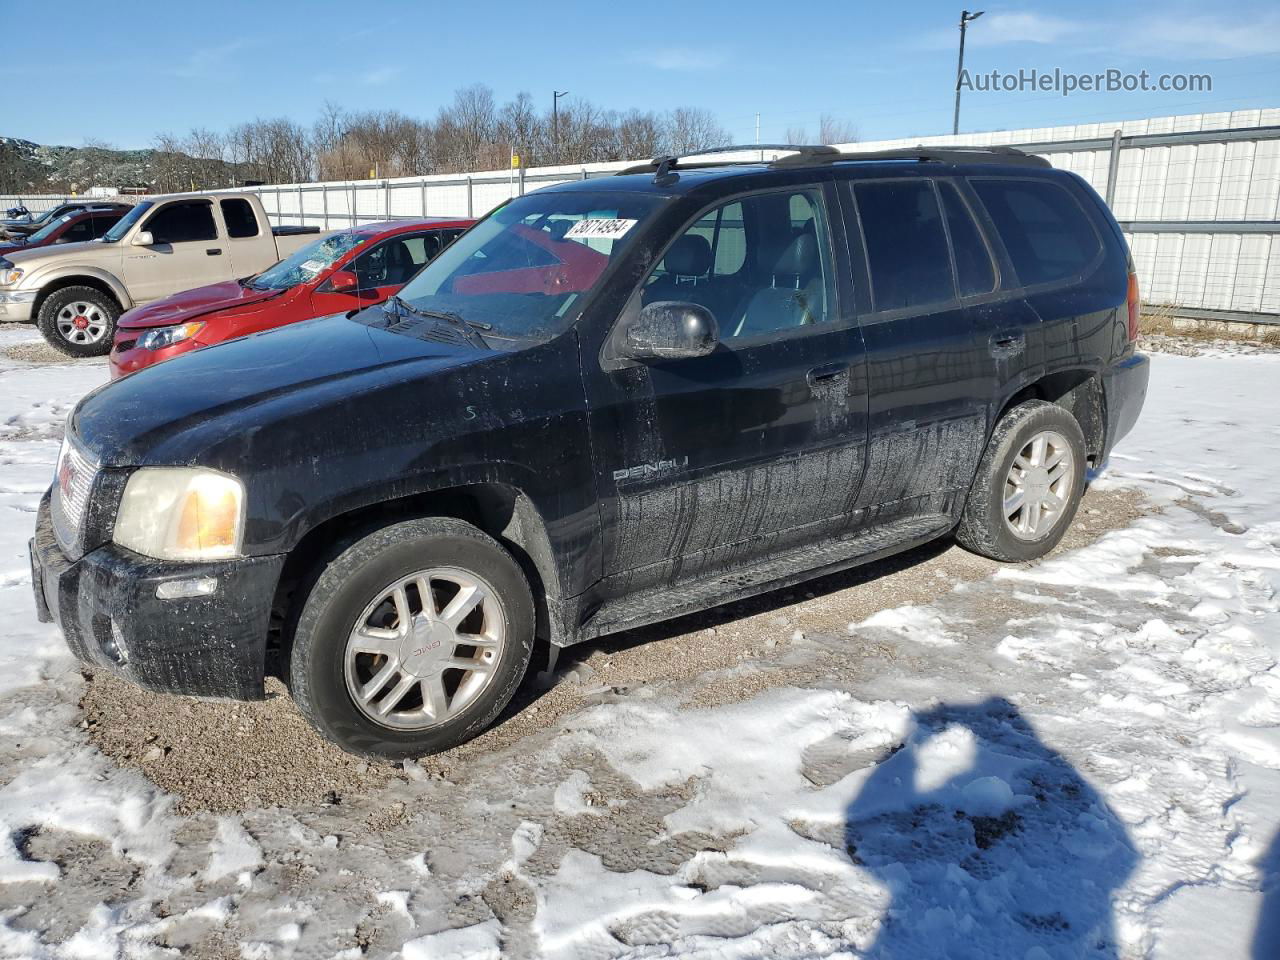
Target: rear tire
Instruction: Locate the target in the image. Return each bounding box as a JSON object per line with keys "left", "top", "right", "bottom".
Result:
{"left": 37, "top": 286, "right": 120, "bottom": 358}
{"left": 955, "top": 400, "right": 1087, "bottom": 562}
{"left": 288, "top": 517, "right": 535, "bottom": 759}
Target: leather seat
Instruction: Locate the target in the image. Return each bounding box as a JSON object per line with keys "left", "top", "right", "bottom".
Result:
{"left": 383, "top": 241, "right": 418, "bottom": 285}
{"left": 731, "top": 232, "right": 823, "bottom": 338}
{"left": 643, "top": 234, "right": 713, "bottom": 305}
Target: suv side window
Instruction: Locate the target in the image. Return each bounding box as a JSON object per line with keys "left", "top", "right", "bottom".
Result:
{"left": 144, "top": 200, "right": 217, "bottom": 244}
{"left": 90, "top": 214, "right": 124, "bottom": 238}
{"left": 642, "top": 188, "right": 835, "bottom": 340}
{"left": 61, "top": 218, "right": 95, "bottom": 243}
{"left": 970, "top": 178, "right": 1100, "bottom": 287}
{"left": 853, "top": 179, "right": 954, "bottom": 312}
{"left": 938, "top": 182, "right": 996, "bottom": 297}
{"left": 220, "top": 198, "right": 260, "bottom": 238}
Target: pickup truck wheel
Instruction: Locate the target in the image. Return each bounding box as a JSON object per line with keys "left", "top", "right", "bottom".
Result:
{"left": 955, "top": 400, "right": 1087, "bottom": 563}
{"left": 288, "top": 517, "right": 535, "bottom": 759}
{"left": 37, "top": 286, "right": 120, "bottom": 358}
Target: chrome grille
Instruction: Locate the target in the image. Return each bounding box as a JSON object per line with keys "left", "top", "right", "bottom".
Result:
{"left": 50, "top": 435, "right": 98, "bottom": 555}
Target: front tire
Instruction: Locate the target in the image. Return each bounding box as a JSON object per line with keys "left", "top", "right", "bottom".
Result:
{"left": 955, "top": 400, "right": 1087, "bottom": 562}
{"left": 36, "top": 286, "right": 120, "bottom": 358}
{"left": 288, "top": 517, "right": 535, "bottom": 759}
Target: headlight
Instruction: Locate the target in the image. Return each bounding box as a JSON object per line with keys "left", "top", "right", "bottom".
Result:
{"left": 0, "top": 265, "right": 23, "bottom": 287}
{"left": 137, "top": 321, "right": 205, "bottom": 351}
{"left": 113, "top": 467, "right": 245, "bottom": 561}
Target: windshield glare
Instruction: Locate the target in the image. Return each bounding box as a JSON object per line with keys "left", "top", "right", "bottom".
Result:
{"left": 393, "top": 190, "right": 660, "bottom": 341}
{"left": 250, "top": 232, "right": 368, "bottom": 290}
{"left": 101, "top": 202, "right": 151, "bottom": 243}
{"left": 27, "top": 215, "right": 73, "bottom": 244}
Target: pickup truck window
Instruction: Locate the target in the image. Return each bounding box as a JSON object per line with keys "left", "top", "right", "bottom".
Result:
{"left": 249, "top": 231, "right": 368, "bottom": 290}
{"left": 144, "top": 200, "right": 217, "bottom": 244}
{"left": 101, "top": 202, "right": 152, "bottom": 243}
{"left": 220, "top": 198, "right": 260, "bottom": 239}
{"left": 395, "top": 190, "right": 660, "bottom": 341}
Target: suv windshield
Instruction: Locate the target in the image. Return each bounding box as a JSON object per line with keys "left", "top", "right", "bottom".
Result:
{"left": 26, "top": 215, "right": 73, "bottom": 244}
{"left": 101, "top": 202, "right": 151, "bottom": 243}
{"left": 393, "top": 190, "right": 661, "bottom": 341}
{"left": 249, "top": 232, "right": 368, "bottom": 290}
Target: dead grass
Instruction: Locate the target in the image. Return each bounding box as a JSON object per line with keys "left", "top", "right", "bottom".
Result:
{"left": 1141, "top": 303, "right": 1280, "bottom": 346}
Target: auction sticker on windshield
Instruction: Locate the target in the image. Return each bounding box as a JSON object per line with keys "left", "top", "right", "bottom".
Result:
{"left": 299, "top": 259, "right": 326, "bottom": 276}
{"left": 565, "top": 218, "right": 637, "bottom": 240}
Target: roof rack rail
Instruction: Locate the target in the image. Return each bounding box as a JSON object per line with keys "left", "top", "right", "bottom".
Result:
{"left": 772, "top": 144, "right": 1050, "bottom": 168}
{"left": 616, "top": 142, "right": 1048, "bottom": 181}
{"left": 617, "top": 144, "right": 837, "bottom": 179}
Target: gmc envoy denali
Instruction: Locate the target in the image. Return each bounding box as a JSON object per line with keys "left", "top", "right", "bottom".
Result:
{"left": 30, "top": 144, "right": 1150, "bottom": 758}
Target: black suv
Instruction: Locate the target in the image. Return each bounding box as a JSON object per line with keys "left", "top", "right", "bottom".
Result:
{"left": 30, "top": 145, "right": 1149, "bottom": 758}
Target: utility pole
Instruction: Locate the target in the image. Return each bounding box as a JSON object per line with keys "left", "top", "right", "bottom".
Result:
{"left": 953, "top": 9, "right": 984, "bottom": 136}
{"left": 552, "top": 90, "right": 569, "bottom": 158}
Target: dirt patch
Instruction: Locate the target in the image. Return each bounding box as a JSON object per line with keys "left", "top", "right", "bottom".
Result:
{"left": 2, "top": 339, "right": 99, "bottom": 366}
{"left": 82, "top": 486, "right": 1150, "bottom": 813}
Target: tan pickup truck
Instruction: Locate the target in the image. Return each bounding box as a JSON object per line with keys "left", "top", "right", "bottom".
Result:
{"left": 0, "top": 192, "right": 323, "bottom": 356}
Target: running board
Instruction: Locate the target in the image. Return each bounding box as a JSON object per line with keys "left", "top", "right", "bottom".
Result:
{"left": 579, "top": 514, "right": 953, "bottom": 640}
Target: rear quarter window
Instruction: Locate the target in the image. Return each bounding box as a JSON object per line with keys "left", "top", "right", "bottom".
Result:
{"left": 971, "top": 178, "right": 1101, "bottom": 287}
{"left": 220, "top": 198, "right": 260, "bottom": 239}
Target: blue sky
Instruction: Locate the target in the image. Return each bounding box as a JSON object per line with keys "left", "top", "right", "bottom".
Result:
{"left": 7, "top": 0, "right": 1280, "bottom": 148}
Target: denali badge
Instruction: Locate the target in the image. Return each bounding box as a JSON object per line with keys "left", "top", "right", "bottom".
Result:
{"left": 613, "top": 456, "right": 689, "bottom": 482}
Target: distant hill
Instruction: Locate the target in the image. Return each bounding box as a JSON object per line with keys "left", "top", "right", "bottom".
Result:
{"left": 0, "top": 137, "right": 253, "bottom": 195}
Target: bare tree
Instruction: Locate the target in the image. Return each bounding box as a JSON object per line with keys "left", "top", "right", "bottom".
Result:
{"left": 662, "top": 107, "right": 729, "bottom": 155}
{"left": 786, "top": 114, "right": 859, "bottom": 146}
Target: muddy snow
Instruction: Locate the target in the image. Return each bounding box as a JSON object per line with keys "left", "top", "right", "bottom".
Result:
{"left": 0, "top": 323, "right": 1276, "bottom": 959}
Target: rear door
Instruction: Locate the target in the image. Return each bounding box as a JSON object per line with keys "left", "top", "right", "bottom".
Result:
{"left": 966, "top": 177, "right": 1112, "bottom": 386}
{"left": 219, "top": 198, "right": 272, "bottom": 277}
{"left": 841, "top": 176, "right": 998, "bottom": 521}
{"left": 123, "top": 199, "right": 232, "bottom": 303}
{"left": 585, "top": 182, "right": 869, "bottom": 595}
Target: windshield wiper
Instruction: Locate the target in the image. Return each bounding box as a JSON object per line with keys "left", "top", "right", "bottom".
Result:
{"left": 385, "top": 295, "right": 491, "bottom": 348}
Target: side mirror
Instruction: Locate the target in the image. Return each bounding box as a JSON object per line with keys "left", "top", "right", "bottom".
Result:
{"left": 326, "top": 270, "right": 359, "bottom": 293}
{"left": 617, "top": 301, "right": 719, "bottom": 362}
{"left": 132, "top": 230, "right": 155, "bottom": 246}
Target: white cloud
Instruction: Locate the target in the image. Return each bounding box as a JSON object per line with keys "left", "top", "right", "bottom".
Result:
{"left": 360, "top": 66, "right": 401, "bottom": 86}
{"left": 628, "top": 47, "right": 727, "bottom": 71}
{"left": 914, "top": 8, "right": 1280, "bottom": 59}
{"left": 169, "top": 39, "right": 257, "bottom": 79}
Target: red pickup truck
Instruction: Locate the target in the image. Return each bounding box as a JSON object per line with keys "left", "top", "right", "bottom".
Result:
{"left": 109, "top": 217, "right": 474, "bottom": 378}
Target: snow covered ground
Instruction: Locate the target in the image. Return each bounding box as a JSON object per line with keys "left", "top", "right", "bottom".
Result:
{"left": 0, "top": 323, "right": 1277, "bottom": 959}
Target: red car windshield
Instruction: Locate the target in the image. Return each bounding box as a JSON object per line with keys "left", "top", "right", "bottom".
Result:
{"left": 249, "top": 232, "right": 369, "bottom": 290}
{"left": 394, "top": 190, "right": 661, "bottom": 341}
{"left": 26, "top": 214, "right": 75, "bottom": 244}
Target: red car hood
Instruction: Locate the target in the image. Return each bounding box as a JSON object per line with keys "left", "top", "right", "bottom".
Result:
{"left": 118, "top": 280, "right": 294, "bottom": 329}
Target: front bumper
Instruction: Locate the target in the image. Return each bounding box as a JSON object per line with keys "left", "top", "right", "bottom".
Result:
{"left": 108, "top": 334, "right": 202, "bottom": 379}
{"left": 1102, "top": 351, "right": 1150, "bottom": 458}
{"left": 0, "top": 290, "right": 37, "bottom": 323}
{"left": 30, "top": 493, "right": 285, "bottom": 700}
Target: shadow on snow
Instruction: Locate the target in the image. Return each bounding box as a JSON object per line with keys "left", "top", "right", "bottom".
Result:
{"left": 843, "top": 697, "right": 1137, "bottom": 959}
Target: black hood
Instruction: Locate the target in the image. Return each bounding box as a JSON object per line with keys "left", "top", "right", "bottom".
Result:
{"left": 73, "top": 312, "right": 484, "bottom": 467}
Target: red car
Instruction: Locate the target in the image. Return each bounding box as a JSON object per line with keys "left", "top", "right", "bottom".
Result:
{"left": 0, "top": 206, "right": 130, "bottom": 255}
{"left": 109, "top": 217, "right": 474, "bottom": 378}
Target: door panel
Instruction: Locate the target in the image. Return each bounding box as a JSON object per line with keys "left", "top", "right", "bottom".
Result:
{"left": 585, "top": 183, "right": 869, "bottom": 596}
{"left": 122, "top": 200, "right": 231, "bottom": 304}
{"left": 842, "top": 177, "right": 996, "bottom": 519}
